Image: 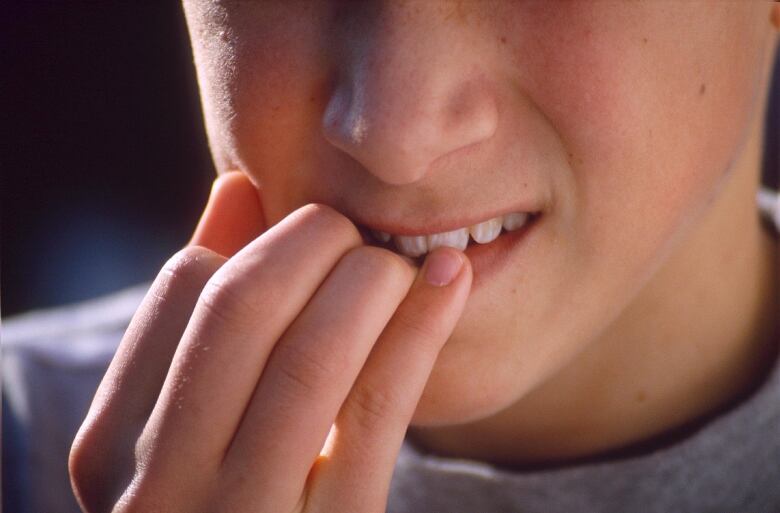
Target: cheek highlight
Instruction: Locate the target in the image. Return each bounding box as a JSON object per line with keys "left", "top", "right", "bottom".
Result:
{"left": 185, "top": 1, "right": 335, "bottom": 177}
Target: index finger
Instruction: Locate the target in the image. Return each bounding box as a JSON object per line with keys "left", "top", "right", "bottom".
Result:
{"left": 71, "top": 171, "right": 263, "bottom": 508}
{"left": 136, "top": 204, "right": 365, "bottom": 479}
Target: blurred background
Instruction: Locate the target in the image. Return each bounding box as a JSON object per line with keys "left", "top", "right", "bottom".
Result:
{"left": 1, "top": 5, "right": 779, "bottom": 318}
{"left": 2, "top": 3, "right": 213, "bottom": 318}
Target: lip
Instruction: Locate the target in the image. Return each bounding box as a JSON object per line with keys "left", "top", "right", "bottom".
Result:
{"left": 462, "top": 214, "right": 538, "bottom": 289}
{"left": 348, "top": 204, "right": 541, "bottom": 237}
{"left": 357, "top": 213, "right": 540, "bottom": 290}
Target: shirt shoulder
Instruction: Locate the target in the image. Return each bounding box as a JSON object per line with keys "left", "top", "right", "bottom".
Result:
{"left": 2, "top": 283, "right": 150, "bottom": 513}
{"left": 3, "top": 283, "right": 149, "bottom": 366}
{"left": 757, "top": 186, "right": 780, "bottom": 235}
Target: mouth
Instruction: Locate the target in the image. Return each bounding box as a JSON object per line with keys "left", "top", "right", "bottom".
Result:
{"left": 356, "top": 210, "right": 541, "bottom": 286}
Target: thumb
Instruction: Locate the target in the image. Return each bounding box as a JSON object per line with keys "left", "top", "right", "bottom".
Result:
{"left": 188, "top": 171, "right": 267, "bottom": 257}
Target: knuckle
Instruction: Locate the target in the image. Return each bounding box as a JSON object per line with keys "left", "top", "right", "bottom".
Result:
{"left": 69, "top": 438, "right": 99, "bottom": 510}
{"left": 346, "top": 379, "right": 404, "bottom": 433}
{"left": 70, "top": 413, "right": 207, "bottom": 513}
{"left": 295, "top": 203, "right": 362, "bottom": 245}
{"left": 391, "top": 305, "right": 441, "bottom": 345}
{"left": 69, "top": 429, "right": 127, "bottom": 513}
{"left": 160, "top": 246, "right": 225, "bottom": 291}
{"left": 70, "top": 420, "right": 108, "bottom": 481}
{"left": 197, "top": 272, "right": 258, "bottom": 330}
{"left": 113, "top": 443, "right": 205, "bottom": 513}
{"left": 273, "top": 342, "right": 339, "bottom": 398}
{"left": 340, "top": 245, "right": 414, "bottom": 285}
{"left": 164, "top": 245, "right": 225, "bottom": 277}
{"left": 276, "top": 363, "right": 318, "bottom": 399}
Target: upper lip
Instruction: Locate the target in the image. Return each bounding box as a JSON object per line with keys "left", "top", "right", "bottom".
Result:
{"left": 344, "top": 204, "right": 540, "bottom": 236}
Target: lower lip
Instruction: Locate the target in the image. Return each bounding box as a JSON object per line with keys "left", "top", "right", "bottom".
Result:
{"left": 463, "top": 216, "right": 538, "bottom": 290}
{"left": 363, "top": 215, "right": 539, "bottom": 290}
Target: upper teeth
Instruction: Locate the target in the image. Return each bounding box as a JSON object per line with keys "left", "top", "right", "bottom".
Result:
{"left": 370, "top": 212, "right": 530, "bottom": 257}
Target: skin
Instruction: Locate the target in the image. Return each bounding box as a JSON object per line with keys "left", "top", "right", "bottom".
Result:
{"left": 70, "top": 175, "right": 473, "bottom": 512}
{"left": 70, "top": 2, "right": 780, "bottom": 512}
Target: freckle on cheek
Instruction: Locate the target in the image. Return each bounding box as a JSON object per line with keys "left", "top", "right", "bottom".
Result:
{"left": 699, "top": 83, "right": 706, "bottom": 96}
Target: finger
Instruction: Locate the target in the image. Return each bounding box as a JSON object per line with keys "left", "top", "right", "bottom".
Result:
{"left": 189, "top": 170, "right": 266, "bottom": 257}
{"left": 137, "top": 205, "right": 363, "bottom": 479}
{"left": 74, "top": 170, "right": 258, "bottom": 450}
{"left": 71, "top": 171, "right": 257, "bottom": 508}
{"left": 70, "top": 245, "right": 226, "bottom": 512}
{"left": 309, "top": 247, "right": 472, "bottom": 513}
{"left": 218, "top": 246, "right": 415, "bottom": 512}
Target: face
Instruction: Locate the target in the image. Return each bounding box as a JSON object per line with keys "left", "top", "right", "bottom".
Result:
{"left": 183, "top": 1, "right": 776, "bottom": 425}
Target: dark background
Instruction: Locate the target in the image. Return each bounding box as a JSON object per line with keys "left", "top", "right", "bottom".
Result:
{"left": 1, "top": 5, "right": 779, "bottom": 318}
{"left": 2, "top": 3, "right": 213, "bottom": 317}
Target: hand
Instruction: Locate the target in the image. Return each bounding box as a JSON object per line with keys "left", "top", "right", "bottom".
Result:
{"left": 69, "top": 171, "right": 472, "bottom": 513}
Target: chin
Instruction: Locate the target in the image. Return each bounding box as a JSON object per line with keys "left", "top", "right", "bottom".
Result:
{"left": 408, "top": 330, "right": 546, "bottom": 427}
{"left": 410, "top": 381, "right": 520, "bottom": 427}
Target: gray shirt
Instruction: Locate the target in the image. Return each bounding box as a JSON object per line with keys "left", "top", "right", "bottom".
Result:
{"left": 3, "top": 188, "right": 779, "bottom": 513}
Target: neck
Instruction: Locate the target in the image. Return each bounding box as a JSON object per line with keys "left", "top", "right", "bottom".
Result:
{"left": 408, "top": 101, "right": 779, "bottom": 470}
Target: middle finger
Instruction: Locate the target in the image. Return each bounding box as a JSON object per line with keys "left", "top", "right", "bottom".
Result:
{"left": 219, "top": 245, "right": 415, "bottom": 512}
{"left": 136, "top": 205, "right": 362, "bottom": 478}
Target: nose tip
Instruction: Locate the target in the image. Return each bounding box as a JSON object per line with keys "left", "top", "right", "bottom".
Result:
{"left": 322, "top": 78, "right": 498, "bottom": 186}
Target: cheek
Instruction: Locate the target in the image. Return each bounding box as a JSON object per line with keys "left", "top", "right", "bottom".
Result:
{"left": 189, "top": 3, "right": 335, "bottom": 223}
{"left": 231, "top": 48, "right": 329, "bottom": 222}
{"left": 414, "top": 4, "right": 771, "bottom": 423}
{"left": 228, "top": 57, "right": 323, "bottom": 223}
{"left": 522, "top": 3, "right": 768, "bottom": 272}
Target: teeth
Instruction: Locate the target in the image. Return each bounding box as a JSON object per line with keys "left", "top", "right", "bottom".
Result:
{"left": 393, "top": 234, "right": 428, "bottom": 257}
{"left": 427, "top": 228, "right": 469, "bottom": 251}
{"left": 377, "top": 211, "right": 533, "bottom": 258}
{"left": 502, "top": 212, "right": 529, "bottom": 231}
{"left": 371, "top": 229, "right": 391, "bottom": 243}
{"left": 469, "top": 217, "right": 502, "bottom": 244}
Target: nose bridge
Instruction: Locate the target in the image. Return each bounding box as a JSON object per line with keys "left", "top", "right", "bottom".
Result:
{"left": 322, "top": 6, "right": 497, "bottom": 185}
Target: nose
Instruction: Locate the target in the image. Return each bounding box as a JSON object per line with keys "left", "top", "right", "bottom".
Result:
{"left": 322, "top": 6, "right": 498, "bottom": 186}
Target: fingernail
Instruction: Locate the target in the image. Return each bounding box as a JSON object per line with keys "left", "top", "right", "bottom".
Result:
{"left": 424, "top": 249, "right": 464, "bottom": 287}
